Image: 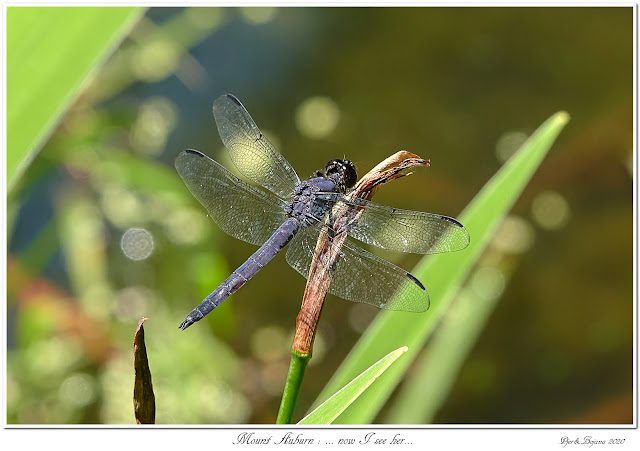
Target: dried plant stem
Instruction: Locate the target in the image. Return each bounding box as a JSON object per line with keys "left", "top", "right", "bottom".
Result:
{"left": 276, "top": 152, "right": 429, "bottom": 423}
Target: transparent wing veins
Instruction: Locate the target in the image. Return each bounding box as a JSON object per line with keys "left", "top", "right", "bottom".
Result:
{"left": 315, "top": 193, "right": 470, "bottom": 254}
{"left": 175, "top": 149, "right": 287, "bottom": 246}
{"left": 213, "top": 94, "right": 300, "bottom": 198}
{"left": 285, "top": 224, "right": 430, "bottom": 312}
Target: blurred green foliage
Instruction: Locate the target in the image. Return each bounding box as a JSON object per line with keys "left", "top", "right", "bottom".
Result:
{"left": 6, "top": 7, "right": 632, "bottom": 424}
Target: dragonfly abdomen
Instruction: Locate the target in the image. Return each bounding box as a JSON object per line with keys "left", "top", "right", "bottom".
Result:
{"left": 179, "top": 218, "right": 300, "bottom": 330}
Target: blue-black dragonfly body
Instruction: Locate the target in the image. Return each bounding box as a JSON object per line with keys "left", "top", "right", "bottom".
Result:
{"left": 176, "top": 94, "right": 469, "bottom": 330}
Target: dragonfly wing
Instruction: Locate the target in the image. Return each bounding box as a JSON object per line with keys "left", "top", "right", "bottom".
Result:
{"left": 213, "top": 94, "right": 301, "bottom": 198}
{"left": 286, "top": 224, "right": 430, "bottom": 312}
{"left": 315, "top": 193, "right": 470, "bottom": 254}
{"left": 175, "top": 149, "right": 288, "bottom": 246}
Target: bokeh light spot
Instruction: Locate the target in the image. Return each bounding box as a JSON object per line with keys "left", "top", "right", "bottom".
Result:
{"left": 59, "top": 373, "right": 96, "bottom": 408}
{"left": 101, "top": 186, "right": 145, "bottom": 228}
{"left": 491, "top": 215, "right": 535, "bottom": 254}
{"left": 531, "top": 190, "right": 571, "bottom": 230}
{"left": 164, "top": 208, "right": 210, "bottom": 245}
{"left": 239, "top": 7, "right": 278, "bottom": 25}
{"left": 132, "top": 38, "right": 180, "bottom": 82}
{"left": 185, "top": 7, "right": 224, "bottom": 30}
{"left": 250, "top": 326, "right": 289, "bottom": 362}
{"left": 295, "top": 96, "right": 340, "bottom": 140}
{"left": 115, "top": 286, "right": 153, "bottom": 321}
{"left": 495, "top": 131, "right": 528, "bottom": 163}
{"left": 25, "top": 337, "right": 82, "bottom": 379}
{"left": 92, "top": 161, "right": 126, "bottom": 191}
{"left": 121, "top": 228, "right": 154, "bottom": 260}
{"left": 84, "top": 282, "right": 114, "bottom": 320}
{"left": 131, "top": 97, "right": 178, "bottom": 156}
{"left": 470, "top": 266, "right": 505, "bottom": 301}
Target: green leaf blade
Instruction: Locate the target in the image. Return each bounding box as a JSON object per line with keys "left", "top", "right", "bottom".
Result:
{"left": 7, "top": 6, "right": 145, "bottom": 192}
{"left": 314, "top": 111, "right": 570, "bottom": 424}
{"left": 298, "top": 346, "right": 408, "bottom": 425}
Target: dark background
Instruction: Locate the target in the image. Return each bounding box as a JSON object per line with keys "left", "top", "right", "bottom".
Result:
{"left": 7, "top": 7, "right": 633, "bottom": 424}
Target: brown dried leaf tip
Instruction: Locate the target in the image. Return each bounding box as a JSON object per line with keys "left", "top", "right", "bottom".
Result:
{"left": 133, "top": 317, "right": 155, "bottom": 424}
{"left": 352, "top": 150, "right": 430, "bottom": 198}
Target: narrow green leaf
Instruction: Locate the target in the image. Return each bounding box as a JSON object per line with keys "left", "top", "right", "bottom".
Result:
{"left": 7, "top": 6, "right": 145, "bottom": 192}
{"left": 298, "top": 346, "right": 408, "bottom": 425}
{"left": 385, "top": 282, "right": 504, "bottom": 423}
{"left": 314, "top": 111, "right": 570, "bottom": 424}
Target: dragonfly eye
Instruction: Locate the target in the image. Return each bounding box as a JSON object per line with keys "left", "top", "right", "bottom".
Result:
{"left": 325, "top": 159, "right": 358, "bottom": 189}
{"left": 343, "top": 160, "right": 357, "bottom": 188}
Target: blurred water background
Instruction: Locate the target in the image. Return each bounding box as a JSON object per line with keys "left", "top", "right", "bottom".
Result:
{"left": 6, "top": 7, "right": 632, "bottom": 424}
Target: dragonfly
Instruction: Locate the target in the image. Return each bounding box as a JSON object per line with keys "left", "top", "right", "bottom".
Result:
{"left": 176, "top": 94, "right": 470, "bottom": 330}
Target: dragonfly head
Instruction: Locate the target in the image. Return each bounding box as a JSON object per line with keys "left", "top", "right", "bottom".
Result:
{"left": 325, "top": 159, "right": 357, "bottom": 190}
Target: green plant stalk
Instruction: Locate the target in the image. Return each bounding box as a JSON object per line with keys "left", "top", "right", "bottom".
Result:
{"left": 313, "top": 111, "right": 570, "bottom": 424}
{"left": 277, "top": 349, "right": 311, "bottom": 424}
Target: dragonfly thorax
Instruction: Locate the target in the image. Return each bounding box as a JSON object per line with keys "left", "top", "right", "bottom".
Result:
{"left": 285, "top": 177, "right": 340, "bottom": 227}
